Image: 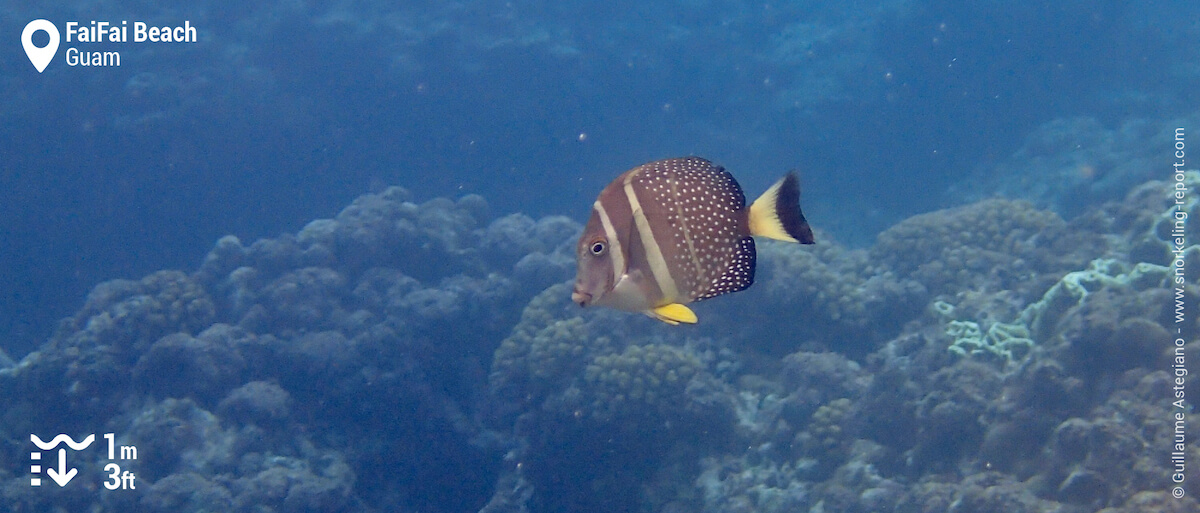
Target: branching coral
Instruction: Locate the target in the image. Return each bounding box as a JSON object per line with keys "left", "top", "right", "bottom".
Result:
{"left": 1018, "top": 258, "right": 1174, "bottom": 339}
{"left": 944, "top": 320, "right": 1034, "bottom": 363}
{"left": 932, "top": 251, "right": 1178, "bottom": 367}
{"left": 934, "top": 300, "right": 1034, "bottom": 364}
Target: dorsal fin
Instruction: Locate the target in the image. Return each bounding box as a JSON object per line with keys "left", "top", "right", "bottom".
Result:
{"left": 748, "top": 172, "right": 814, "bottom": 244}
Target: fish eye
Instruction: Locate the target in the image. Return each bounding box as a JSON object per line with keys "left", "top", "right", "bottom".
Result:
{"left": 589, "top": 240, "right": 607, "bottom": 256}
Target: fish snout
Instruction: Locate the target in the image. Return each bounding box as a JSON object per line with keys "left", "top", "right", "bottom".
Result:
{"left": 571, "top": 289, "right": 592, "bottom": 307}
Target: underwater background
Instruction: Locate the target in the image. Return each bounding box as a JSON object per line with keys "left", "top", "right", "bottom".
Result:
{"left": 1, "top": 0, "right": 1199, "bottom": 512}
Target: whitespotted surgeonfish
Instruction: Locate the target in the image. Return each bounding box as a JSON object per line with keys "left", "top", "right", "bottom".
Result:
{"left": 571, "top": 157, "right": 815, "bottom": 324}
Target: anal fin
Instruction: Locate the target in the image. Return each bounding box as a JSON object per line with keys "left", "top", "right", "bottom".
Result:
{"left": 650, "top": 303, "right": 698, "bottom": 325}
{"left": 696, "top": 236, "right": 756, "bottom": 301}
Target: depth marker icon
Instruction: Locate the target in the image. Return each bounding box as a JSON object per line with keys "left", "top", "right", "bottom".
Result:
{"left": 30, "top": 434, "right": 94, "bottom": 487}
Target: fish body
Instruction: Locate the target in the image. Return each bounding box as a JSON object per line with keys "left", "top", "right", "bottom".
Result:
{"left": 572, "top": 157, "right": 814, "bottom": 324}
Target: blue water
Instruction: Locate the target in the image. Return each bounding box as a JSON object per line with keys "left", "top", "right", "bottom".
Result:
{"left": 1, "top": 1, "right": 1190, "bottom": 355}
{"left": 1, "top": 1, "right": 1197, "bottom": 512}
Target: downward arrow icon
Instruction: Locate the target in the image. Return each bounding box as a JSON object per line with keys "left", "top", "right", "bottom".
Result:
{"left": 45, "top": 449, "right": 77, "bottom": 487}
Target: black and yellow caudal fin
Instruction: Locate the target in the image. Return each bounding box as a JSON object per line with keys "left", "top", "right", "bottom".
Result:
{"left": 748, "top": 172, "right": 815, "bottom": 244}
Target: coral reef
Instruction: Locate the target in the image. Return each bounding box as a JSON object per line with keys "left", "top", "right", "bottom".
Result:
{"left": 490, "top": 285, "right": 731, "bottom": 429}
{"left": 936, "top": 298, "right": 1034, "bottom": 365}
{"left": 731, "top": 236, "right": 927, "bottom": 357}
{"left": 576, "top": 343, "right": 704, "bottom": 421}
{"left": 1, "top": 172, "right": 1195, "bottom": 513}
{"left": 487, "top": 284, "right": 737, "bottom": 511}
{"left": 1, "top": 189, "right": 577, "bottom": 512}
{"left": 871, "top": 198, "right": 1089, "bottom": 299}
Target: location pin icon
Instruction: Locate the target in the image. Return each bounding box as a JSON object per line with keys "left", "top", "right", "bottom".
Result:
{"left": 22, "top": 20, "right": 60, "bottom": 73}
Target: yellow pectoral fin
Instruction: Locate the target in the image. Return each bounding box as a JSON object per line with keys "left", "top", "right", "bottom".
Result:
{"left": 651, "top": 303, "right": 698, "bottom": 325}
